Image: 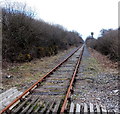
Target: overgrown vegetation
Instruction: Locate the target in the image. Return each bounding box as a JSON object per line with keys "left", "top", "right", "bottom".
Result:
{"left": 86, "top": 29, "right": 119, "bottom": 61}
{"left": 2, "top": 2, "right": 84, "bottom": 62}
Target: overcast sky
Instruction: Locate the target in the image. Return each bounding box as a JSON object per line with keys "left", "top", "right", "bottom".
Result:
{"left": 1, "top": 0, "right": 119, "bottom": 40}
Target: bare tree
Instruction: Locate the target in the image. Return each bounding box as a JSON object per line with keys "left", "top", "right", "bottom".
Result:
{"left": 2, "top": 2, "right": 84, "bottom": 62}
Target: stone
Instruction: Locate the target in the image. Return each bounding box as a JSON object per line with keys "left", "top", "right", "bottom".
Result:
{"left": 113, "top": 90, "right": 119, "bottom": 93}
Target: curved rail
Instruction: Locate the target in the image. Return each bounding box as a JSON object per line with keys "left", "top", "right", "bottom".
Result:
{"left": 0, "top": 46, "right": 82, "bottom": 114}
{"left": 60, "top": 45, "right": 84, "bottom": 113}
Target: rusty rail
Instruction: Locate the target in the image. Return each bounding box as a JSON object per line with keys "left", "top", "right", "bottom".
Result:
{"left": 60, "top": 45, "right": 84, "bottom": 113}
{"left": 0, "top": 46, "right": 82, "bottom": 114}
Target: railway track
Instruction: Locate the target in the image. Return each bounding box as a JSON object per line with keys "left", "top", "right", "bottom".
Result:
{"left": 0, "top": 45, "right": 116, "bottom": 113}
{"left": 0, "top": 45, "right": 84, "bottom": 113}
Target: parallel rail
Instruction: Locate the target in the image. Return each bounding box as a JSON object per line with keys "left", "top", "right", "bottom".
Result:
{"left": 0, "top": 45, "right": 84, "bottom": 114}
{"left": 0, "top": 44, "right": 114, "bottom": 113}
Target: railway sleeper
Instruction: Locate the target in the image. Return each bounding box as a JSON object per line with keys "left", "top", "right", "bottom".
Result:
{"left": 68, "top": 102, "right": 117, "bottom": 113}
{"left": 1, "top": 46, "right": 84, "bottom": 114}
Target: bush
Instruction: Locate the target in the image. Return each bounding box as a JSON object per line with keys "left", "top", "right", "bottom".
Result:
{"left": 86, "top": 29, "right": 119, "bottom": 61}
{"left": 2, "top": 2, "right": 84, "bottom": 62}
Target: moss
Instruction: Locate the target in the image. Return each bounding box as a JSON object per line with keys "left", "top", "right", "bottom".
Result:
{"left": 45, "top": 82, "right": 54, "bottom": 85}
{"left": 33, "top": 104, "right": 39, "bottom": 111}
{"left": 15, "top": 83, "right": 20, "bottom": 87}
{"left": 51, "top": 89, "right": 60, "bottom": 92}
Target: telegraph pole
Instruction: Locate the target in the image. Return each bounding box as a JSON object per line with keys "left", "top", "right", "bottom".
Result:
{"left": 91, "top": 32, "right": 94, "bottom": 38}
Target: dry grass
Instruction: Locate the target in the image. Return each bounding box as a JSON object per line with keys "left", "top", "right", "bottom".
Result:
{"left": 89, "top": 48, "right": 118, "bottom": 74}
{"left": 2, "top": 47, "right": 75, "bottom": 90}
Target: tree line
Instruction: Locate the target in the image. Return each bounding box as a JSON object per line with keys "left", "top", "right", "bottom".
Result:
{"left": 2, "top": 2, "right": 84, "bottom": 62}
{"left": 86, "top": 29, "right": 119, "bottom": 61}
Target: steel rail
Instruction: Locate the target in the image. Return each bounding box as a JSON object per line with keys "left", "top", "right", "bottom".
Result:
{"left": 0, "top": 46, "right": 82, "bottom": 114}
{"left": 60, "top": 45, "right": 84, "bottom": 113}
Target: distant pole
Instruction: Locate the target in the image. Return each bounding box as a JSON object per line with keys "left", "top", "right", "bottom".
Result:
{"left": 91, "top": 32, "right": 94, "bottom": 38}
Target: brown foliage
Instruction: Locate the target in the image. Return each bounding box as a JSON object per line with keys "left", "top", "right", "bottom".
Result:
{"left": 2, "top": 2, "right": 84, "bottom": 62}
{"left": 86, "top": 29, "right": 119, "bottom": 61}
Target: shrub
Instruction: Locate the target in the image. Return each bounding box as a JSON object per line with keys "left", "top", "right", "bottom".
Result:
{"left": 2, "top": 2, "right": 84, "bottom": 62}
{"left": 86, "top": 29, "right": 119, "bottom": 61}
